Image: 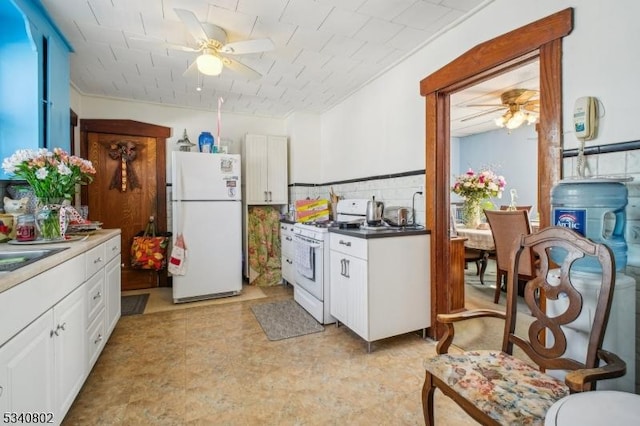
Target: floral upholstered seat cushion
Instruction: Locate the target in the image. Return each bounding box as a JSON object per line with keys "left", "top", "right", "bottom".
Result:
{"left": 424, "top": 350, "right": 569, "bottom": 425}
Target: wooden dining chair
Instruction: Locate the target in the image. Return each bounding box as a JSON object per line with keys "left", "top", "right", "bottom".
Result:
{"left": 485, "top": 209, "right": 534, "bottom": 303}
{"left": 499, "top": 204, "right": 532, "bottom": 213}
{"left": 422, "top": 226, "right": 626, "bottom": 426}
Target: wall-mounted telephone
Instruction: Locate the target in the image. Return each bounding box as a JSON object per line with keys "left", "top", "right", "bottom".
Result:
{"left": 574, "top": 96, "right": 598, "bottom": 140}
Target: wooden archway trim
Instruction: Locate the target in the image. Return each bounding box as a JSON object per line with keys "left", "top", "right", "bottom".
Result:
{"left": 420, "top": 8, "right": 573, "bottom": 338}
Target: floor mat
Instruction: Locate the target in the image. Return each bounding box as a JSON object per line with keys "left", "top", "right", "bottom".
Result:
{"left": 121, "top": 293, "right": 149, "bottom": 316}
{"left": 251, "top": 299, "right": 324, "bottom": 341}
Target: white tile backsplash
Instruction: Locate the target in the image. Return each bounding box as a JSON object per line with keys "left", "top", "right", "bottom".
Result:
{"left": 288, "top": 174, "right": 426, "bottom": 225}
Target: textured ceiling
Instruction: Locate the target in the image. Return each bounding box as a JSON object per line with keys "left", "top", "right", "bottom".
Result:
{"left": 40, "top": 0, "right": 489, "bottom": 118}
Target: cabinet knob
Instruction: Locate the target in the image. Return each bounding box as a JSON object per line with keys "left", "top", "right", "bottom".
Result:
{"left": 93, "top": 257, "right": 103, "bottom": 264}
{"left": 339, "top": 240, "right": 351, "bottom": 247}
{"left": 93, "top": 291, "right": 102, "bottom": 300}
{"left": 94, "top": 334, "right": 103, "bottom": 345}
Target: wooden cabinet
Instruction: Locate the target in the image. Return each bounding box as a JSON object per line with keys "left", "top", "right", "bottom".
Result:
{"left": 0, "top": 0, "right": 71, "bottom": 179}
{"left": 329, "top": 232, "right": 430, "bottom": 350}
{"left": 280, "top": 222, "right": 295, "bottom": 285}
{"left": 243, "top": 134, "right": 288, "bottom": 204}
{"left": 449, "top": 237, "right": 467, "bottom": 312}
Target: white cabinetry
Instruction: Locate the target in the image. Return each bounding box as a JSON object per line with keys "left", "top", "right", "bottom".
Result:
{"left": 0, "top": 231, "right": 121, "bottom": 424}
{"left": 243, "top": 134, "right": 288, "bottom": 204}
{"left": 86, "top": 235, "right": 121, "bottom": 370}
{"left": 280, "top": 222, "right": 295, "bottom": 285}
{"left": 54, "top": 284, "right": 86, "bottom": 419}
{"left": 0, "top": 269, "right": 86, "bottom": 423}
{"left": 329, "top": 232, "right": 430, "bottom": 349}
{"left": 0, "top": 310, "right": 55, "bottom": 416}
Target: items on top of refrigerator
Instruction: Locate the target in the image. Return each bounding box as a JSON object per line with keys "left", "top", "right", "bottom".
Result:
{"left": 198, "top": 131, "right": 214, "bottom": 153}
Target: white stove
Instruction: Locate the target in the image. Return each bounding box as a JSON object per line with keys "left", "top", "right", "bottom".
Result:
{"left": 293, "top": 221, "right": 333, "bottom": 324}
{"left": 292, "top": 199, "right": 372, "bottom": 324}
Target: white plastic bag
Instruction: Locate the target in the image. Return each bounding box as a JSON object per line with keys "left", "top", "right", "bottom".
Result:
{"left": 168, "top": 234, "right": 187, "bottom": 275}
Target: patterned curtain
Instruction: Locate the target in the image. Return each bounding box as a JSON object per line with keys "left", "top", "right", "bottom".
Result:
{"left": 248, "top": 206, "right": 282, "bottom": 287}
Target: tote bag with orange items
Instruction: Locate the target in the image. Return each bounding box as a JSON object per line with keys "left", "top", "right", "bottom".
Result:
{"left": 130, "top": 217, "right": 171, "bottom": 271}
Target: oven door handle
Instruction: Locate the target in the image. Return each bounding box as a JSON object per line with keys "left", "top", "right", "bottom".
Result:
{"left": 294, "top": 236, "right": 322, "bottom": 248}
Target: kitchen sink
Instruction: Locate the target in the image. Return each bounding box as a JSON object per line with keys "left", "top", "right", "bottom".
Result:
{"left": 0, "top": 247, "right": 69, "bottom": 272}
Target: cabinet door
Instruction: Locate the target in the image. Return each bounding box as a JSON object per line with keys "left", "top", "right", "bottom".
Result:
{"left": 329, "top": 252, "right": 349, "bottom": 323}
{"left": 344, "top": 256, "right": 368, "bottom": 339}
{"left": 54, "top": 284, "right": 86, "bottom": 420}
{"left": 267, "top": 136, "right": 288, "bottom": 204}
{"left": 244, "top": 134, "right": 269, "bottom": 203}
{"left": 105, "top": 255, "right": 122, "bottom": 336}
{"left": 0, "top": 310, "right": 55, "bottom": 415}
{"left": 45, "top": 34, "right": 70, "bottom": 150}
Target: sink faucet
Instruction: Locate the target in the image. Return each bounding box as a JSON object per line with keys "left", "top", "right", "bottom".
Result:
{"left": 412, "top": 191, "right": 423, "bottom": 226}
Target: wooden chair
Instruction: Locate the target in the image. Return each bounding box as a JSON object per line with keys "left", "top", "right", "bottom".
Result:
{"left": 499, "top": 204, "right": 532, "bottom": 213}
{"left": 422, "top": 226, "right": 626, "bottom": 426}
{"left": 485, "top": 209, "right": 534, "bottom": 303}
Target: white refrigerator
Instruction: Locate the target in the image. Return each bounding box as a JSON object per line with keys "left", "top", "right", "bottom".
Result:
{"left": 171, "top": 151, "right": 242, "bottom": 303}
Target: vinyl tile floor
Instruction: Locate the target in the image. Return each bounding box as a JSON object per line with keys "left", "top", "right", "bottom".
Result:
{"left": 63, "top": 284, "right": 481, "bottom": 425}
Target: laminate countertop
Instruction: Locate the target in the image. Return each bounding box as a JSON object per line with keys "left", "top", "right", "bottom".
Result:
{"left": 0, "top": 229, "right": 121, "bottom": 294}
{"left": 329, "top": 226, "right": 430, "bottom": 239}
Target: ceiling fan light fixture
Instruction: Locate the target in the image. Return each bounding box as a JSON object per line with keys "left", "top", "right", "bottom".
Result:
{"left": 495, "top": 107, "right": 537, "bottom": 130}
{"left": 196, "top": 50, "right": 223, "bottom": 76}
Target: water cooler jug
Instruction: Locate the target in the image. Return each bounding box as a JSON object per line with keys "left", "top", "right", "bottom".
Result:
{"left": 550, "top": 177, "right": 630, "bottom": 272}
{"left": 548, "top": 177, "right": 635, "bottom": 392}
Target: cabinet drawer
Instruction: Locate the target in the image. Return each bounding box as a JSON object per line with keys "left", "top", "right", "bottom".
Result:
{"left": 105, "top": 236, "right": 121, "bottom": 262}
{"left": 87, "top": 313, "right": 106, "bottom": 369}
{"left": 330, "top": 235, "right": 367, "bottom": 260}
{"left": 85, "top": 271, "right": 105, "bottom": 325}
{"left": 282, "top": 255, "right": 295, "bottom": 284}
{"left": 281, "top": 234, "right": 294, "bottom": 257}
{"left": 85, "top": 243, "right": 106, "bottom": 279}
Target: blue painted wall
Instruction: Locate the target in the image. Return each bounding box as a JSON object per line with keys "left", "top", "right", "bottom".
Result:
{"left": 452, "top": 124, "right": 539, "bottom": 216}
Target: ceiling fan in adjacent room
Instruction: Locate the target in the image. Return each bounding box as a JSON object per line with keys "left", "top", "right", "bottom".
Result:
{"left": 159, "top": 8, "right": 274, "bottom": 79}
{"left": 463, "top": 89, "right": 540, "bottom": 130}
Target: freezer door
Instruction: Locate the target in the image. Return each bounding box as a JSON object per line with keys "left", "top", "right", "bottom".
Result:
{"left": 171, "top": 151, "right": 241, "bottom": 201}
{"left": 172, "top": 201, "right": 242, "bottom": 301}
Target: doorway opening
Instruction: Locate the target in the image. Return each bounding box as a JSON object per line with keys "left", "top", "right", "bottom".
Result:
{"left": 420, "top": 8, "right": 573, "bottom": 338}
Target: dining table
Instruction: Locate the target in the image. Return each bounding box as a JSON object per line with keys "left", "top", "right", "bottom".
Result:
{"left": 455, "top": 225, "right": 494, "bottom": 251}
{"left": 454, "top": 219, "right": 540, "bottom": 285}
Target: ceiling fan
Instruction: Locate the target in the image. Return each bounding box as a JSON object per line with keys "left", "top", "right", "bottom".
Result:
{"left": 162, "top": 9, "right": 275, "bottom": 79}
{"left": 461, "top": 89, "right": 540, "bottom": 129}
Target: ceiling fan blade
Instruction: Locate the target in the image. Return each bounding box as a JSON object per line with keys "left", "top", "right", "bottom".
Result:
{"left": 220, "top": 38, "right": 274, "bottom": 55}
{"left": 182, "top": 59, "right": 199, "bottom": 77}
{"left": 460, "top": 107, "right": 505, "bottom": 122}
{"left": 221, "top": 57, "right": 262, "bottom": 79}
{"left": 464, "top": 103, "right": 505, "bottom": 108}
{"left": 523, "top": 103, "right": 540, "bottom": 113}
{"left": 174, "top": 8, "right": 209, "bottom": 43}
{"left": 514, "top": 90, "right": 538, "bottom": 104}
